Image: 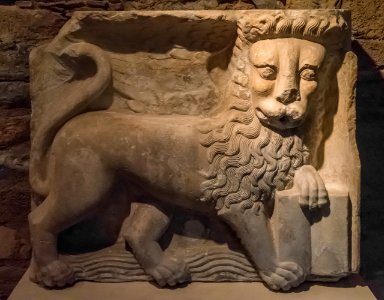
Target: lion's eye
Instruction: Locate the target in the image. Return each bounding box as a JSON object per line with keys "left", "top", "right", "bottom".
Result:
{"left": 300, "top": 68, "right": 317, "bottom": 81}
{"left": 256, "top": 66, "right": 277, "bottom": 80}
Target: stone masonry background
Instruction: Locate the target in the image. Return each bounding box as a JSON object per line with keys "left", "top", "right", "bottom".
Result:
{"left": 0, "top": 0, "right": 383, "bottom": 299}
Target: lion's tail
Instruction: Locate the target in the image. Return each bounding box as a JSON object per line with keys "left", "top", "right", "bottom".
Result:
{"left": 29, "top": 42, "right": 112, "bottom": 197}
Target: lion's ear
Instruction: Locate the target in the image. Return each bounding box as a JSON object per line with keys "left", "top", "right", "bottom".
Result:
{"left": 206, "top": 44, "right": 234, "bottom": 89}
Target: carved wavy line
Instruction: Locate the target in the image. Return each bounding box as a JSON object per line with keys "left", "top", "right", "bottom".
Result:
{"left": 191, "top": 268, "right": 258, "bottom": 279}
{"left": 218, "top": 152, "right": 251, "bottom": 171}
{"left": 317, "top": 18, "right": 330, "bottom": 36}
{"left": 229, "top": 110, "right": 254, "bottom": 125}
{"left": 229, "top": 101, "right": 251, "bottom": 112}
{"left": 224, "top": 191, "right": 246, "bottom": 207}
{"left": 249, "top": 162, "right": 267, "bottom": 186}
{"left": 250, "top": 185, "right": 261, "bottom": 201}
{"left": 257, "top": 180, "right": 272, "bottom": 202}
{"left": 191, "top": 263, "right": 256, "bottom": 274}
{"left": 189, "top": 258, "right": 255, "bottom": 272}
{"left": 261, "top": 148, "right": 278, "bottom": 173}
{"left": 80, "top": 271, "right": 146, "bottom": 277}
{"left": 64, "top": 253, "right": 136, "bottom": 262}
{"left": 267, "top": 133, "right": 283, "bottom": 160}
{"left": 204, "top": 121, "right": 254, "bottom": 150}
{"left": 77, "top": 263, "right": 144, "bottom": 273}
{"left": 235, "top": 120, "right": 261, "bottom": 139}
{"left": 207, "top": 133, "right": 243, "bottom": 163}
{"left": 72, "top": 257, "right": 139, "bottom": 265}
{"left": 186, "top": 250, "right": 247, "bottom": 264}
{"left": 72, "top": 259, "right": 139, "bottom": 269}
{"left": 252, "top": 129, "right": 271, "bottom": 157}
{"left": 304, "top": 17, "right": 321, "bottom": 36}
{"left": 264, "top": 169, "right": 279, "bottom": 188}
{"left": 217, "top": 169, "right": 244, "bottom": 198}
{"left": 211, "top": 168, "right": 239, "bottom": 200}
{"left": 200, "top": 122, "right": 236, "bottom": 147}
{"left": 240, "top": 197, "right": 255, "bottom": 211}
{"left": 291, "top": 18, "right": 307, "bottom": 35}
{"left": 275, "top": 18, "right": 293, "bottom": 34}
{"left": 200, "top": 52, "right": 307, "bottom": 210}
{"left": 75, "top": 274, "right": 149, "bottom": 281}
{"left": 279, "top": 135, "right": 294, "bottom": 157}
{"left": 278, "top": 157, "right": 291, "bottom": 172}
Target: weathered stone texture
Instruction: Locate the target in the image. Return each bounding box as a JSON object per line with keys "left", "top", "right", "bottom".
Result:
{"left": 286, "top": 0, "right": 341, "bottom": 9}
{"left": 25, "top": 9, "right": 356, "bottom": 292}
{"left": 0, "top": 82, "right": 29, "bottom": 108}
{"left": 7, "top": 275, "right": 379, "bottom": 300}
{"left": 0, "top": 8, "right": 65, "bottom": 76}
{"left": 123, "top": 0, "right": 255, "bottom": 10}
{"left": 0, "top": 109, "right": 30, "bottom": 148}
{"left": 0, "top": 264, "right": 29, "bottom": 300}
{"left": 354, "top": 40, "right": 384, "bottom": 71}
{"left": 0, "top": 0, "right": 383, "bottom": 298}
{"left": 0, "top": 7, "right": 65, "bottom": 300}
{"left": 346, "top": 0, "right": 384, "bottom": 41}
{"left": 15, "top": 0, "right": 124, "bottom": 10}
{"left": 12, "top": 0, "right": 264, "bottom": 13}
{"left": 286, "top": 0, "right": 384, "bottom": 72}
{"left": 0, "top": 170, "right": 31, "bottom": 300}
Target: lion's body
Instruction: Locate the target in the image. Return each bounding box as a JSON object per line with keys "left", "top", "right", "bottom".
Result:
{"left": 49, "top": 111, "right": 211, "bottom": 212}
{"left": 28, "top": 14, "right": 342, "bottom": 287}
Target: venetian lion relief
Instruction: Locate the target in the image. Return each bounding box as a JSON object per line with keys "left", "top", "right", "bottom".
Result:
{"left": 28, "top": 10, "right": 359, "bottom": 292}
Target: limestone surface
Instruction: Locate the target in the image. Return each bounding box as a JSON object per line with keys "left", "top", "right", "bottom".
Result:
{"left": 27, "top": 9, "right": 359, "bottom": 293}
{"left": 8, "top": 272, "right": 377, "bottom": 300}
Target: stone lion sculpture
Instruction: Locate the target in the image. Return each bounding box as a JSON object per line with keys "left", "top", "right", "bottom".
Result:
{"left": 28, "top": 12, "right": 348, "bottom": 291}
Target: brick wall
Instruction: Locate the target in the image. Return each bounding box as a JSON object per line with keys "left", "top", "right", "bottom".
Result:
{"left": 0, "top": 1, "right": 383, "bottom": 299}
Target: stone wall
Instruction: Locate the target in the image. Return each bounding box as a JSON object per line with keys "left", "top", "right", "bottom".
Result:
{"left": 0, "top": 8, "right": 66, "bottom": 299}
{"left": 0, "top": 1, "right": 383, "bottom": 299}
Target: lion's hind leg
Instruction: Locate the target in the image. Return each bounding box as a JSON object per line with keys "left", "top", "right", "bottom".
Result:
{"left": 29, "top": 194, "right": 76, "bottom": 288}
{"left": 29, "top": 147, "right": 114, "bottom": 288}
{"left": 123, "top": 202, "right": 190, "bottom": 287}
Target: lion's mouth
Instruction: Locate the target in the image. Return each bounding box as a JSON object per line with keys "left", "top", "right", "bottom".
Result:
{"left": 255, "top": 108, "right": 302, "bottom": 130}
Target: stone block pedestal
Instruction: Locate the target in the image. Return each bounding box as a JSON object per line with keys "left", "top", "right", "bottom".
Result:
{"left": 8, "top": 271, "right": 376, "bottom": 300}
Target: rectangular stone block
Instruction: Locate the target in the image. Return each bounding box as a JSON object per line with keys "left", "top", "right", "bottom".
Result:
{"left": 273, "top": 187, "right": 350, "bottom": 279}
{"left": 273, "top": 190, "right": 311, "bottom": 275}
{"left": 25, "top": 9, "right": 359, "bottom": 293}
{"left": 311, "top": 189, "right": 350, "bottom": 277}
{"left": 8, "top": 272, "right": 377, "bottom": 300}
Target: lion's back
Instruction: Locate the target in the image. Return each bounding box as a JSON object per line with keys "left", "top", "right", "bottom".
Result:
{"left": 51, "top": 111, "right": 208, "bottom": 207}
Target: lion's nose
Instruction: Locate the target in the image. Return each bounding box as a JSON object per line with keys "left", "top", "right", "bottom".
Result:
{"left": 276, "top": 89, "right": 300, "bottom": 105}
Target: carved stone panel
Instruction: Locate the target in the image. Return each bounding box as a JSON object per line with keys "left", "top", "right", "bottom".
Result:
{"left": 28, "top": 10, "right": 359, "bottom": 292}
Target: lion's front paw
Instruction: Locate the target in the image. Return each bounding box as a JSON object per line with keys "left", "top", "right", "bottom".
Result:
{"left": 294, "top": 165, "right": 329, "bottom": 210}
{"left": 30, "top": 259, "right": 76, "bottom": 288}
{"left": 147, "top": 255, "right": 190, "bottom": 287}
{"left": 259, "top": 261, "right": 305, "bottom": 291}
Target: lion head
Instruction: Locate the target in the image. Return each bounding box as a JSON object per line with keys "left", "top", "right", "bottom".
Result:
{"left": 199, "top": 12, "right": 348, "bottom": 213}
{"left": 249, "top": 38, "right": 325, "bottom": 130}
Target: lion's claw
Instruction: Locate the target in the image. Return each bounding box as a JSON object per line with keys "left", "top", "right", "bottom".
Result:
{"left": 294, "top": 165, "right": 329, "bottom": 210}
{"left": 30, "top": 260, "right": 75, "bottom": 288}
{"left": 148, "top": 255, "right": 190, "bottom": 287}
{"left": 259, "top": 261, "right": 305, "bottom": 291}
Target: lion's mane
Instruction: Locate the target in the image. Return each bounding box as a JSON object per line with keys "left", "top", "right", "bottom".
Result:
{"left": 198, "top": 13, "right": 348, "bottom": 213}
{"left": 196, "top": 31, "right": 308, "bottom": 213}
{"left": 198, "top": 36, "right": 309, "bottom": 213}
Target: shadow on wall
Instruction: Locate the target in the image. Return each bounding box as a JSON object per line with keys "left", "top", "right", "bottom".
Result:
{"left": 353, "top": 40, "right": 384, "bottom": 287}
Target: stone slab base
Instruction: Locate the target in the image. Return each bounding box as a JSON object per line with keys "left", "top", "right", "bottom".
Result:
{"left": 8, "top": 271, "right": 376, "bottom": 300}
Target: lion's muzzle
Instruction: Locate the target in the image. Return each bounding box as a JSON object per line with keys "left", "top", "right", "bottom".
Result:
{"left": 255, "top": 97, "right": 306, "bottom": 131}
